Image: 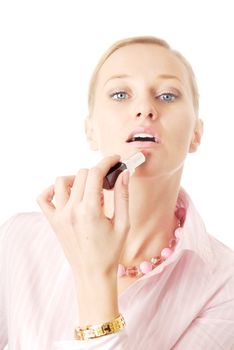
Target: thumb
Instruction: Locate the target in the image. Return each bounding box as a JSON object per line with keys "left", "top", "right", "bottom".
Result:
{"left": 113, "top": 170, "right": 130, "bottom": 234}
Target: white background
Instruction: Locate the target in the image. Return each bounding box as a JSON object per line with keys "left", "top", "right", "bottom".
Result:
{"left": 0, "top": 0, "right": 234, "bottom": 249}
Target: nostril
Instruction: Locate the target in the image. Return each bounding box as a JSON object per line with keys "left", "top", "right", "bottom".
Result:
{"left": 136, "top": 112, "right": 155, "bottom": 118}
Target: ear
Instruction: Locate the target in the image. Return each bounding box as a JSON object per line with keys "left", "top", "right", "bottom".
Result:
{"left": 189, "top": 118, "right": 204, "bottom": 153}
{"left": 85, "top": 116, "right": 99, "bottom": 151}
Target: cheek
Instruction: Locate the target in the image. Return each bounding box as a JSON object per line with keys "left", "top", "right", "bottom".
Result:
{"left": 93, "top": 114, "right": 124, "bottom": 153}
{"left": 168, "top": 111, "right": 195, "bottom": 150}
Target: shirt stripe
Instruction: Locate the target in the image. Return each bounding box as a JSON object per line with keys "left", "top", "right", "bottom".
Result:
{"left": 1, "top": 189, "right": 234, "bottom": 349}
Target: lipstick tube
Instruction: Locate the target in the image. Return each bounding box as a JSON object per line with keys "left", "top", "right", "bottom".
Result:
{"left": 103, "top": 152, "right": 146, "bottom": 190}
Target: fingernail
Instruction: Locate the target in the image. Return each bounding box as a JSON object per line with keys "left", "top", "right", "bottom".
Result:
{"left": 122, "top": 170, "right": 130, "bottom": 186}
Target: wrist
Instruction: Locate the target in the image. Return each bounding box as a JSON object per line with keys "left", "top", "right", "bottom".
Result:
{"left": 72, "top": 260, "right": 118, "bottom": 281}
{"left": 73, "top": 271, "right": 119, "bottom": 327}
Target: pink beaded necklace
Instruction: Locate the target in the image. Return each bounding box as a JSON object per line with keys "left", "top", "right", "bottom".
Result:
{"left": 117, "top": 207, "right": 186, "bottom": 278}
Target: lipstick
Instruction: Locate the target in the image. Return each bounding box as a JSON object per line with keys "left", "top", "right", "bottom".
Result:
{"left": 103, "top": 152, "right": 146, "bottom": 190}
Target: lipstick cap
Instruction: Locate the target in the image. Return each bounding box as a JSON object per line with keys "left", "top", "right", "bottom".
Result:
{"left": 124, "top": 152, "right": 146, "bottom": 175}
{"left": 103, "top": 152, "right": 146, "bottom": 190}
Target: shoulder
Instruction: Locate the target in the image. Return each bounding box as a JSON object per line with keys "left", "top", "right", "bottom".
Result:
{"left": 207, "top": 233, "right": 234, "bottom": 284}
{"left": 0, "top": 212, "right": 58, "bottom": 255}
{"left": 1, "top": 212, "right": 49, "bottom": 237}
{"left": 180, "top": 188, "right": 234, "bottom": 279}
{"left": 0, "top": 212, "right": 68, "bottom": 285}
{"left": 209, "top": 233, "right": 234, "bottom": 263}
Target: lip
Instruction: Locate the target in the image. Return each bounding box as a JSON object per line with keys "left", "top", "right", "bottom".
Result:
{"left": 126, "top": 126, "right": 161, "bottom": 143}
{"left": 126, "top": 141, "right": 159, "bottom": 149}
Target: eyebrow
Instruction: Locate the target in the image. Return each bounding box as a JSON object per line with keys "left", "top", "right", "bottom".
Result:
{"left": 104, "top": 73, "right": 182, "bottom": 86}
{"left": 157, "top": 74, "right": 182, "bottom": 82}
{"left": 104, "top": 74, "right": 130, "bottom": 86}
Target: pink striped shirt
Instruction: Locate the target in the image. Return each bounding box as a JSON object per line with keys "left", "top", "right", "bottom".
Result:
{"left": 1, "top": 189, "right": 234, "bottom": 349}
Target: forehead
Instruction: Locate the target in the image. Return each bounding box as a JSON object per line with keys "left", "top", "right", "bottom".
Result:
{"left": 97, "top": 43, "right": 190, "bottom": 87}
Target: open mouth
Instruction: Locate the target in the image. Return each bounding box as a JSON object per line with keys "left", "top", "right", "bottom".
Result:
{"left": 126, "top": 133, "right": 160, "bottom": 143}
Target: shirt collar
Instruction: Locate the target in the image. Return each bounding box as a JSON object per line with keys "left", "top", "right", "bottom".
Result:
{"left": 142, "top": 188, "right": 215, "bottom": 280}
{"left": 174, "top": 188, "right": 215, "bottom": 269}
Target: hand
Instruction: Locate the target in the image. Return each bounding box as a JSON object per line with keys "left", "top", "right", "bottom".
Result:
{"left": 37, "top": 155, "right": 130, "bottom": 278}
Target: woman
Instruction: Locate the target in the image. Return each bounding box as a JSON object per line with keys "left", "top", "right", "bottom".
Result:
{"left": 1, "top": 36, "right": 234, "bottom": 349}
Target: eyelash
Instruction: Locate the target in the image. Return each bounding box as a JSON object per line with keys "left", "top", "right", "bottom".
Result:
{"left": 110, "top": 91, "right": 129, "bottom": 101}
{"left": 110, "top": 91, "right": 178, "bottom": 103}
{"left": 158, "top": 92, "right": 178, "bottom": 103}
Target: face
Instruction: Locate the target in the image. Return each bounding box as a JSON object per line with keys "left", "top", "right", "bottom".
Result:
{"left": 86, "top": 43, "right": 203, "bottom": 178}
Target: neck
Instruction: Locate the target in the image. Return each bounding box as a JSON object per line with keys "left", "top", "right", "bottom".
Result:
{"left": 103, "top": 173, "right": 181, "bottom": 266}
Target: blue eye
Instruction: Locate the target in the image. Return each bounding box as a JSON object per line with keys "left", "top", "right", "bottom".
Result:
{"left": 111, "top": 91, "right": 129, "bottom": 101}
{"left": 158, "top": 93, "right": 177, "bottom": 102}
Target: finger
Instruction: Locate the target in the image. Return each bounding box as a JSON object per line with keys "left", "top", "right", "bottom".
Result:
{"left": 36, "top": 185, "right": 56, "bottom": 219}
{"left": 113, "top": 170, "right": 130, "bottom": 234}
{"left": 69, "top": 168, "right": 89, "bottom": 204}
{"left": 82, "top": 155, "right": 121, "bottom": 211}
{"left": 54, "top": 175, "right": 75, "bottom": 210}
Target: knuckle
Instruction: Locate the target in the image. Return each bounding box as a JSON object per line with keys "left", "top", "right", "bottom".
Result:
{"left": 77, "top": 168, "right": 88, "bottom": 176}
{"left": 120, "top": 189, "right": 129, "bottom": 201}
{"left": 83, "top": 203, "right": 99, "bottom": 218}
{"left": 55, "top": 176, "right": 66, "bottom": 185}
{"left": 89, "top": 166, "right": 101, "bottom": 178}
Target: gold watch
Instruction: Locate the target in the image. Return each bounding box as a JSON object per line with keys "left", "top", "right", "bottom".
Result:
{"left": 74, "top": 314, "right": 126, "bottom": 340}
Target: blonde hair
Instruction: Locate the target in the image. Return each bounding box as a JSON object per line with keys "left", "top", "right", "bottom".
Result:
{"left": 88, "top": 36, "right": 199, "bottom": 114}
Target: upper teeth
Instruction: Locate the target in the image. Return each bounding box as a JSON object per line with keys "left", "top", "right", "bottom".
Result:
{"left": 133, "top": 133, "right": 154, "bottom": 138}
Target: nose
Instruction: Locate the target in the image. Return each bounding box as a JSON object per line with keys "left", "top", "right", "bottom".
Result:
{"left": 135, "top": 100, "right": 159, "bottom": 121}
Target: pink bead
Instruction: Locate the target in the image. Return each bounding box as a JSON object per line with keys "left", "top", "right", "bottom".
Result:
{"left": 139, "top": 261, "right": 153, "bottom": 274}
{"left": 175, "top": 207, "right": 186, "bottom": 219}
{"left": 117, "top": 264, "right": 126, "bottom": 277}
{"left": 175, "top": 227, "right": 183, "bottom": 239}
{"left": 161, "top": 247, "right": 173, "bottom": 259}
